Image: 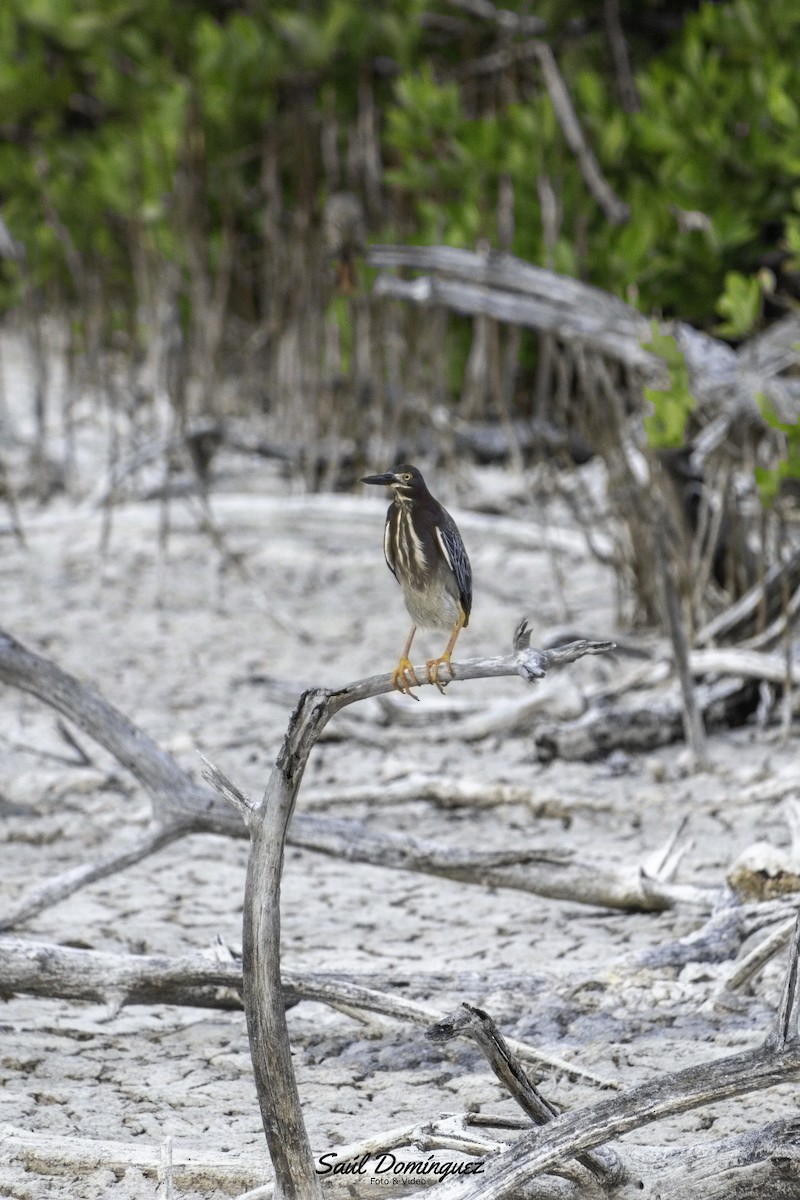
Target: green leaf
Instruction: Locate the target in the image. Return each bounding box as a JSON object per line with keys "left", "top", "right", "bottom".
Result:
{"left": 641, "top": 323, "right": 695, "bottom": 449}
{"left": 715, "top": 270, "right": 762, "bottom": 337}
{"left": 756, "top": 392, "right": 800, "bottom": 506}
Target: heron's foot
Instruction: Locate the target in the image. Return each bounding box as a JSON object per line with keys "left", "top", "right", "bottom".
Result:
{"left": 426, "top": 654, "right": 454, "bottom": 693}
{"left": 392, "top": 656, "right": 421, "bottom": 699}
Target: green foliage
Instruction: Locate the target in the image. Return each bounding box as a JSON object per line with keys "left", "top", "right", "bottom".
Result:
{"left": 596, "top": 0, "right": 800, "bottom": 316}
{"left": 385, "top": 0, "right": 800, "bottom": 324}
{"left": 641, "top": 324, "right": 695, "bottom": 449}
{"left": 2, "top": 0, "right": 800, "bottom": 351}
{"left": 755, "top": 395, "right": 800, "bottom": 507}
{"left": 0, "top": 0, "right": 426, "bottom": 308}
{"left": 715, "top": 270, "right": 764, "bottom": 337}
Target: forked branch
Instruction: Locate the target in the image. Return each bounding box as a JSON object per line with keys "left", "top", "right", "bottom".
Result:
{"left": 427, "top": 917, "right": 800, "bottom": 1200}
{"left": 0, "top": 624, "right": 615, "bottom": 1200}
{"left": 206, "top": 630, "right": 615, "bottom": 1200}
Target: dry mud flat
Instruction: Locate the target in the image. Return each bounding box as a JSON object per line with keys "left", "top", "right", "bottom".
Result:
{"left": 0, "top": 466, "right": 798, "bottom": 1199}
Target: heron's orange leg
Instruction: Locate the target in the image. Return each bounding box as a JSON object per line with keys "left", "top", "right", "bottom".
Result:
{"left": 426, "top": 610, "right": 466, "bottom": 693}
{"left": 392, "top": 625, "right": 421, "bottom": 698}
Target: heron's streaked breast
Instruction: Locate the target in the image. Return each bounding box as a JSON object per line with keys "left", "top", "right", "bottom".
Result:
{"left": 392, "top": 507, "right": 429, "bottom": 588}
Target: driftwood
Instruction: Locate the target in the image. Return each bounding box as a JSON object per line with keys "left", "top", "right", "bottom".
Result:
{"left": 2, "top": 803, "right": 707, "bottom": 932}
{"left": 0, "top": 1125, "right": 269, "bottom": 1194}
{"left": 365, "top": 245, "right": 800, "bottom": 427}
{"left": 696, "top": 549, "right": 800, "bottom": 649}
{"left": 201, "top": 632, "right": 616, "bottom": 1200}
{"left": 2, "top": 628, "right": 713, "bottom": 930}
{"left": 285, "top": 812, "right": 711, "bottom": 911}
{"left": 532, "top": 644, "right": 799, "bottom": 763}
{"left": 0, "top": 935, "right": 611, "bottom": 1086}
{"left": 4, "top": 619, "right": 799, "bottom": 1198}
{"left": 0, "top": 625, "right": 616, "bottom": 1200}
{"left": 427, "top": 1002, "right": 624, "bottom": 1185}
{"left": 202, "top": 612, "right": 799, "bottom": 1199}
{"left": 690, "top": 646, "right": 800, "bottom": 688}
{"left": 632, "top": 897, "right": 800, "bottom": 972}
{"left": 367, "top": 245, "right": 656, "bottom": 375}
{"left": 4, "top": 1117, "right": 798, "bottom": 1200}
{"left": 3, "top": 624, "right": 792, "bottom": 936}
{"left": 421, "top": 917, "right": 800, "bottom": 1200}
{"left": 533, "top": 676, "right": 756, "bottom": 761}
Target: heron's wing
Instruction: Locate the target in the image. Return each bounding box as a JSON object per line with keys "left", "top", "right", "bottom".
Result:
{"left": 383, "top": 505, "right": 398, "bottom": 579}
{"left": 435, "top": 515, "right": 472, "bottom": 622}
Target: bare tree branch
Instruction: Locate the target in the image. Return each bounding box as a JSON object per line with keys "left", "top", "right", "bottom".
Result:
{"left": 0, "top": 625, "right": 625, "bottom": 1199}
{"left": 425, "top": 918, "right": 800, "bottom": 1200}
{"left": 0, "top": 935, "right": 613, "bottom": 1087}
{"left": 0, "top": 820, "right": 187, "bottom": 933}
{"left": 530, "top": 40, "right": 630, "bottom": 226}
{"left": 427, "top": 1003, "right": 625, "bottom": 1184}
{"left": 208, "top": 637, "right": 616, "bottom": 1200}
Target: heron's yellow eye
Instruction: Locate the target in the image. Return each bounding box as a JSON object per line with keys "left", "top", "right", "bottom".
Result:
{"left": 402, "top": 473, "right": 412, "bottom": 482}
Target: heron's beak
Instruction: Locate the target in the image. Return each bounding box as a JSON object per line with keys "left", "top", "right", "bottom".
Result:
{"left": 360, "top": 473, "right": 396, "bottom": 486}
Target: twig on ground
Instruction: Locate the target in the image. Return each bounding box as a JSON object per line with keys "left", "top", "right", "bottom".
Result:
{"left": 427, "top": 1003, "right": 625, "bottom": 1184}
{"left": 0, "top": 821, "right": 187, "bottom": 933}
{"left": 721, "top": 915, "right": 797, "bottom": 997}
{"left": 426, "top": 917, "right": 800, "bottom": 1200}
{"left": 0, "top": 935, "right": 615, "bottom": 1087}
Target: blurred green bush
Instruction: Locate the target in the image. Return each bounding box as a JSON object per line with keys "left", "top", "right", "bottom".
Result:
{"left": 1, "top": 0, "right": 799, "bottom": 336}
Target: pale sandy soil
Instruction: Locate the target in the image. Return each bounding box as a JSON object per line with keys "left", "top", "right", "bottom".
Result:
{"left": 0, "top": 328, "right": 798, "bottom": 1198}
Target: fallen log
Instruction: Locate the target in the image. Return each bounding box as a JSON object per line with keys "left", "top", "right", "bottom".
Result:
{"left": 534, "top": 677, "right": 758, "bottom": 761}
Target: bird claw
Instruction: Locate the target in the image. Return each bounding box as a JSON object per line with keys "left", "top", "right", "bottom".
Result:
{"left": 426, "top": 655, "right": 453, "bottom": 693}
{"left": 392, "top": 657, "right": 421, "bottom": 700}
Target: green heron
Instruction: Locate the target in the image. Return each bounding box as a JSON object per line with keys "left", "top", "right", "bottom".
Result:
{"left": 361, "top": 465, "right": 472, "bottom": 696}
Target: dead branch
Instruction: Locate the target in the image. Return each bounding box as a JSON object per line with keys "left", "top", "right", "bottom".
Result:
{"left": 4, "top": 800, "right": 698, "bottom": 932}
{"left": 721, "top": 916, "right": 797, "bottom": 997}
{"left": 618, "top": 1119, "right": 800, "bottom": 1199}
{"left": 633, "top": 897, "right": 800, "bottom": 972}
{"left": 534, "top": 676, "right": 753, "bottom": 761}
{"left": 427, "top": 1003, "right": 625, "bottom": 1184}
{"left": 204, "top": 634, "right": 616, "bottom": 1200}
{"left": 0, "top": 821, "right": 186, "bottom": 932}
{"left": 529, "top": 40, "right": 630, "bottom": 226}
{"left": 301, "top": 772, "right": 610, "bottom": 818}
{"left": 285, "top": 813, "right": 713, "bottom": 911}
{"left": 0, "top": 628, "right": 627, "bottom": 933}
{"left": 0, "top": 935, "right": 244, "bottom": 1010}
{"left": 0, "top": 629, "right": 213, "bottom": 828}
{"left": 369, "top": 255, "right": 655, "bottom": 374}
{"left": 6, "top": 1117, "right": 798, "bottom": 1200}
{"left": 301, "top": 773, "right": 541, "bottom": 811}
{"left": 424, "top": 917, "right": 800, "bottom": 1200}
{"left": 17, "top": 625, "right": 762, "bottom": 1200}
{"left": 374, "top": 677, "right": 587, "bottom": 744}
{"left": 690, "top": 646, "right": 800, "bottom": 687}
{"left": 366, "top": 246, "right": 800, "bottom": 428}
{"left": 652, "top": 500, "right": 708, "bottom": 765}
{"left": 0, "top": 934, "right": 614, "bottom": 1086}
{"left": 0, "top": 626, "right": 718, "bottom": 937}
{"left": 0, "top": 1125, "right": 268, "bottom": 1194}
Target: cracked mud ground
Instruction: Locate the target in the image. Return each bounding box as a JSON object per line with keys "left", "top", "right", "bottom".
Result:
{"left": 1, "top": 356, "right": 797, "bottom": 1197}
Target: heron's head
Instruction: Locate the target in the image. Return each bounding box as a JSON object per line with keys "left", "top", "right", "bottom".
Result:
{"left": 360, "top": 464, "right": 429, "bottom": 501}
